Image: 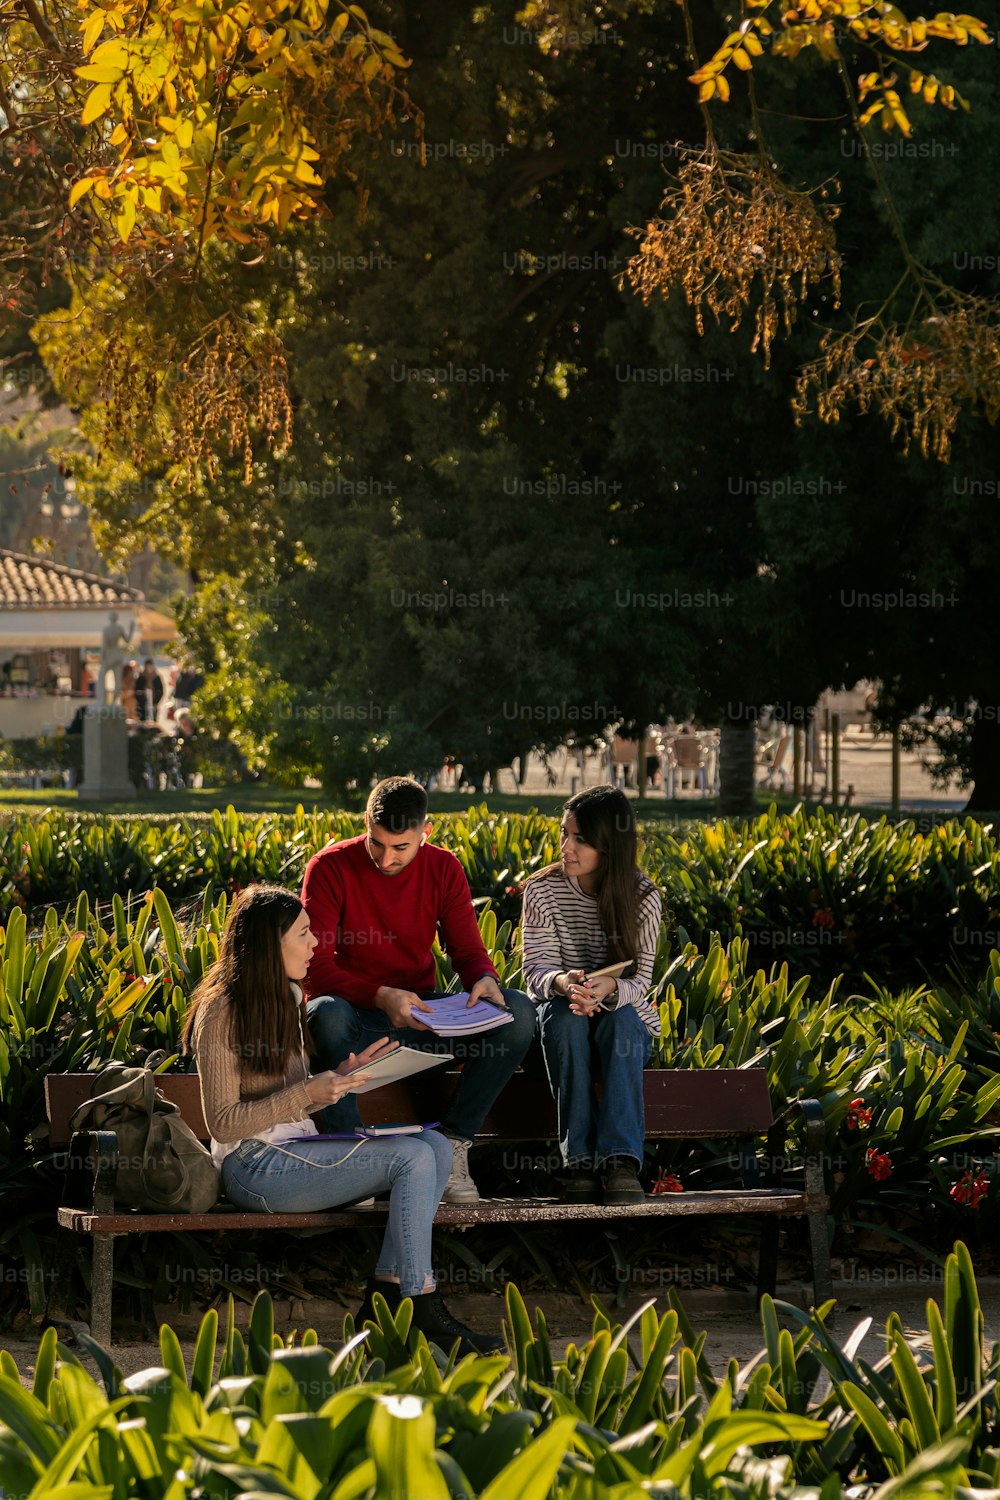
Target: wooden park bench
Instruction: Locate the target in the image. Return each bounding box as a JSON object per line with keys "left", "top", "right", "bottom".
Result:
{"left": 46, "top": 1068, "right": 832, "bottom": 1345}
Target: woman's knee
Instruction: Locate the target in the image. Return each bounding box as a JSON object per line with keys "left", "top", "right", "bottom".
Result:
{"left": 538, "top": 1000, "right": 590, "bottom": 1050}
{"left": 388, "top": 1136, "right": 441, "bottom": 1184}
{"left": 604, "top": 1006, "right": 652, "bottom": 1063}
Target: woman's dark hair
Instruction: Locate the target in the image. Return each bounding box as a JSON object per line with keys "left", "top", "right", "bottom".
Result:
{"left": 530, "top": 784, "right": 642, "bottom": 963}
{"left": 182, "top": 884, "right": 314, "bottom": 1076}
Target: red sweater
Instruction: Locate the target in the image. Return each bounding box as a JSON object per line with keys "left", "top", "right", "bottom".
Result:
{"left": 301, "top": 833, "right": 499, "bottom": 1007}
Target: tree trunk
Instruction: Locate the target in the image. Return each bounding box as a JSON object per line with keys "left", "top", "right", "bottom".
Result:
{"left": 964, "top": 717, "right": 1000, "bottom": 811}
{"left": 718, "top": 719, "right": 757, "bottom": 819}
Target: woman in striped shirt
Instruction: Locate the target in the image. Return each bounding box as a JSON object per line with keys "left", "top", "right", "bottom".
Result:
{"left": 521, "top": 785, "right": 662, "bottom": 1204}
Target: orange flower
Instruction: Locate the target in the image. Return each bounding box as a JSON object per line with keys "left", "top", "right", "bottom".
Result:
{"left": 866, "top": 1148, "right": 892, "bottom": 1181}
{"left": 847, "top": 1099, "right": 872, "bottom": 1131}
{"left": 951, "top": 1170, "right": 989, "bottom": 1209}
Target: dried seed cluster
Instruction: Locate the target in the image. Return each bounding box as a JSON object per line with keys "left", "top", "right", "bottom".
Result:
{"left": 793, "top": 294, "right": 1000, "bottom": 461}
{"left": 56, "top": 307, "right": 292, "bottom": 485}
{"left": 623, "top": 146, "right": 842, "bottom": 367}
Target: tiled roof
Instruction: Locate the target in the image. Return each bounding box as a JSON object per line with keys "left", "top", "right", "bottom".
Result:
{"left": 0, "top": 550, "right": 143, "bottom": 609}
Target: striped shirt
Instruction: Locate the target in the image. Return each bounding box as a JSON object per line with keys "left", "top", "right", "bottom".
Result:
{"left": 521, "top": 870, "right": 662, "bottom": 1037}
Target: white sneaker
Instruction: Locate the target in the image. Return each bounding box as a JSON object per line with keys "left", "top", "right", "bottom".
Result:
{"left": 442, "top": 1137, "right": 480, "bottom": 1203}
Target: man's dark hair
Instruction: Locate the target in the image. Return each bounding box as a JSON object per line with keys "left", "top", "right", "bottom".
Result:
{"left": 366, "top": 776, "right": 428, "bottom": 832}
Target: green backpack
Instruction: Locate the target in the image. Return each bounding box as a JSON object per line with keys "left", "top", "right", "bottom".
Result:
{"left": 69, "top": 1061, "right": 220, "bottom": 1213}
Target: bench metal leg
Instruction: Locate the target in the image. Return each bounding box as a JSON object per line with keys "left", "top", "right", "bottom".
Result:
{"left": 91, "top": 1234, "right": 116, "bottom": 1347}
{"left": 756, "top": 1219, "right": 780, "bottom": 1303}
{"left": 807, "top": 1205, "right": 833, "bottom": 1309}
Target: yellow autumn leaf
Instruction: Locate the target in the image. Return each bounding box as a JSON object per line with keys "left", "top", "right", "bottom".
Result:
{"left": 81, "top": 9, "right": 107, "bottom": 55}
{"left": 77, "top": 64, "right": 126, "bottom": 86}
{"left": 715, "top": 72, "right": 731, "bottom": 102}
{"left": 698, "top": 78, "right": 716, "bottom": 101}
{"left": 858, "top": 97, "right": 884, "bottom": 126}
{"left": 81, "top": 81, "right": 113, "bottom": 125}
{"left": 744, "top": 33, "right": 764, "bottom": 55}
{"left": 68, "top": 176, "right": 95, "bottom": 208}
{"left": 732, "top": 47, "right": 752, "bottom": 71}
{"left": 115, "top": 192, "right": 137, "bottom": 242}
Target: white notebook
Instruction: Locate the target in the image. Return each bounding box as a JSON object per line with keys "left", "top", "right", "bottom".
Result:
{"left": 341, "top": 1046, "right": 455, "bottom": 1095}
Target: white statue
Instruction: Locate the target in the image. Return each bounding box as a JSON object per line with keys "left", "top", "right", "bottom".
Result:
{"left": 98, "top": 612, "right": 136, "bottom": 706}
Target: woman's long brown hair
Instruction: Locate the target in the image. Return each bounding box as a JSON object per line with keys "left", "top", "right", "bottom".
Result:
{"left": 182, "top": 884, "right": 314, "bottom": 1077}
{"left": 528, "top": 784, "right": 643, "bottom": 963}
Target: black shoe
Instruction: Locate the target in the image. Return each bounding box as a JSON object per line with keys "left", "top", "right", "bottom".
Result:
{"left": 409, "top": 1290, "right": 505, "bottom": 1356}
{"left": 563, "top": 1170, "right": 600, "bottom": 1204}
{"left": 356, "top": 1277, "right": 402, "bottom": 1326}
{"left": 603, "top": 1157, "right": 645, "bottom": 1205}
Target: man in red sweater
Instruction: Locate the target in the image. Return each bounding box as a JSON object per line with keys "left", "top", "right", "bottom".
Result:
{"left": 303, "top": 776, "right": 536, "bottom": 1201}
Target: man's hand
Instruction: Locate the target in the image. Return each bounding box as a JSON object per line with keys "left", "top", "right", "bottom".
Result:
{"left": 468, "top": 975, "right": 506, "bottom": 1008}
{"left": 374, "top": 986, "right": 433, "bottom": 1030}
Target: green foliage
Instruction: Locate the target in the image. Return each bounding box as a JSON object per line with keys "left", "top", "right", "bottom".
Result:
{"left": 3, "top": 1244, "right": 1000, "bottom": 1495}
{"left": 4, "top": 802, "right": 1000, "bottom": 990}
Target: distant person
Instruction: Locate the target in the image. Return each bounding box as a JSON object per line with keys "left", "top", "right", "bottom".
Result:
{"left": 521, "top": 784, "right": 662, "bottom": 1205}
{"left": 173, "top": 663, "right": 204, "bottom": 704}
{"left": 302, "top": 775, "right": 536, "bottom": 1202}
{"left": 120, "top": 660, "right": 138, "bottom": 719}
{"left": 137, "top": 659, "right": 163, "bottom": 723}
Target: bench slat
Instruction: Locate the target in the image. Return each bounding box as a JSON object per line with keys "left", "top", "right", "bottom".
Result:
{"left": 45, "top": 1068, "right": 775, "bottom": 1146}
{"left": 58, "top": 1188, "right": 809, "bottom": 1235}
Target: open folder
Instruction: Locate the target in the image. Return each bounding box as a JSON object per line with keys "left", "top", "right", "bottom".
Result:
{"left": 341, "top": 1046, "right": 455, "bottom": 1095}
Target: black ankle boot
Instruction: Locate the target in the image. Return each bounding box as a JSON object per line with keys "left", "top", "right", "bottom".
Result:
{"left": 356, "top": 1277, "right": 402, "bottom": 1326}
{"left": 409, "top": 1290, "right": 505, "bottom": 1356}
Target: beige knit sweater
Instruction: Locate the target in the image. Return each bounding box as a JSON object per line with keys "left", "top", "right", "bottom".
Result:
{"left": 191, "top": 994, "right": 315, "bottom": 1151}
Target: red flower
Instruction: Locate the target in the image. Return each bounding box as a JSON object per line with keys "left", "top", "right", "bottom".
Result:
{"left": 951, "top": 1170, "right": 989, "bottom": 1209}
{"left": 651, "top": 1170, "right": 684, "bottom": 1195}
{"left": 812, "top": 908, "right": 835, "bottom": 930}
{"left": 866, "top": 1148, "right": 893, "bottom": 1182}
{"left": 847, "top": 1099, "right": 872, "bottom": 1131}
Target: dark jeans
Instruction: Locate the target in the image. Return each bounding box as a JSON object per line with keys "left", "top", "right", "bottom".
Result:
{"left": 535, "top": 999, "right": 652, "bottom": 1169}
{"left": 306, "top": 990, "right": 536, "bottom": 1140}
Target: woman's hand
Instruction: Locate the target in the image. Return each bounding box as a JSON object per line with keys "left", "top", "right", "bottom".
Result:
{"left": 336, "top": 1037, "right": 398, "bottom": 1074}
{"left": 305, "top": 1069, "right": 371, "bottom": 1105}
{"left": 563, "top": 973, "right": 617, "bottom": 1016}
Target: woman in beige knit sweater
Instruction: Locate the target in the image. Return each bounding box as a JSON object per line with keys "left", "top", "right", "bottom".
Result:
{"left": 183, "top": 883, "right": 502, "bottom": 1355}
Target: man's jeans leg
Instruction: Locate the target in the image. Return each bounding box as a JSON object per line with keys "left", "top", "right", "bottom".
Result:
{"left": 591, "top": 1006, "right": 651, "bottom": 1166}
{"left": 431, "top": 988, "right": 536, "bottom": 1140}
{"left": 306, "top": 995, "right": 390, "bottom": 1132}
{"left": 535, "top": 999, "right": 597, "bottom": 1169}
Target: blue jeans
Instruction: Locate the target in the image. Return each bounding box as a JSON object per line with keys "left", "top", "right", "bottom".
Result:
{"left": 535, "top": 1000, "right": 652, "bottom": 1169}
{"left": 221, "top": 1130, "right": 452, "bottom": 1297}
{"left": 306, "top": 990, "right": 536, "bottom": 1140}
